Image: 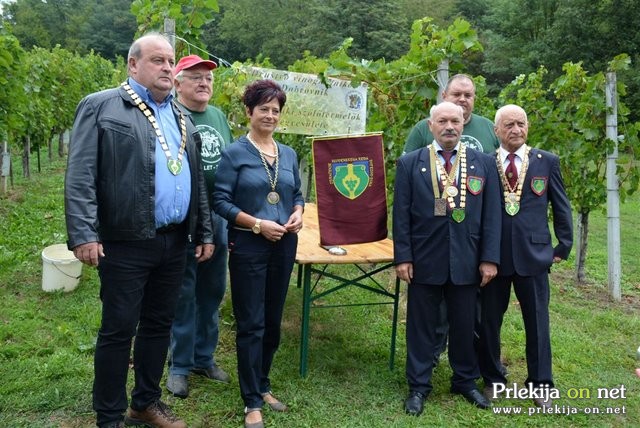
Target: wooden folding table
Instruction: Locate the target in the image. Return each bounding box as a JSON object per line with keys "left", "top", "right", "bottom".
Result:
{"left": 294, "top": 203, "right": 400, "bottom": 377}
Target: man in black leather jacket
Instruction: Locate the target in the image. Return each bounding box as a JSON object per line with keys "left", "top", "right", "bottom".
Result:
{"left": 64, "top": 33, "right": 213, "bottom": 428}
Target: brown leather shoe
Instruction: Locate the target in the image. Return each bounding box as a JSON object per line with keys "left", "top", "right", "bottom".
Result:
{"left": 124, "top": 400, "right": 186, "bottom": 428}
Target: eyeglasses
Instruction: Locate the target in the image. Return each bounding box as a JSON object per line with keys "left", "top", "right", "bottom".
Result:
{"left": 182, "top": 74, "right": 213, "bottom": 83}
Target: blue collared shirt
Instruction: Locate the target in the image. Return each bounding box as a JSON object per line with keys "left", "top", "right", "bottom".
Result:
{"left": 128, "top": 78, "right": 191, "bottom": 228}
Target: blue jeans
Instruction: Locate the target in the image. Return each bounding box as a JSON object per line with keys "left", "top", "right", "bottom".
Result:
{"left": 169, "top": 214, "right": 228, "bottom": 375}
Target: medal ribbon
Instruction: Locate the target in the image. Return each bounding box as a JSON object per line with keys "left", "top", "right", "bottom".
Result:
{"left": 247, "top": 134, "right": 279, "bottom": 196}
{"left": 429, "top": 144, "right": 467, "bottom": 215}
{"left": 122, "top": 83, "right": 186, "bottom": 175}
{"left": 496, "top": 145, "right": 531, "bottom": 215}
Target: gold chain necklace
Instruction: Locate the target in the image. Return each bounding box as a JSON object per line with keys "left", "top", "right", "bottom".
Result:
{"left": 247, "top": 133, "right": 278, "bottom": 158}
{"left": 122, "top": 83, "right": 186, "bottom": 176}
{"left": 429, "top": 144, "right": 467, "bottom": 222}
{"left": 247, "top": 134, "right": 280, "bottom": 204}
{"left": 496, "top": 145, "right": 530, "bottom": 216}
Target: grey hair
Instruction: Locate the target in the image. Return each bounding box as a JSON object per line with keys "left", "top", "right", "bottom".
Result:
{"left": 429, "top": 101, "right": 464, "bottom": 119}
{"left": 494, "top": 104, "right": 528, "bottom": 125}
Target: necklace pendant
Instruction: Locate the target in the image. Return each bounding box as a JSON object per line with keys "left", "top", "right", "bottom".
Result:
{"left": 451, "top": 208, "right": 465, "bottom": 223}
{"left": 505, "top": 201, "right": 520, "bottom": 216}
{"left": 168, "top": 159, "right": 183, "bottom": 176}
{"left": 445, "top": 185, "right": 459, "bottom": 197}
{"left": 267, "top": 191, "right": 280, "bottom": 204}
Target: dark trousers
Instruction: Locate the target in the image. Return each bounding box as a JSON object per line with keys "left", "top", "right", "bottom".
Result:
{"left": 433, "top": 291, "right": 482, "bottom": 362}
{"left": 94, "top": 231, "right": 187, "bottom": 426}
{"left": 433, "top": 300, "right": 448, "bottom": 360}
{"left": 406, "top": 281, "right": 480, "bottom": 395}
{"left": 479, "top": 273, "right": 553, "bottom": 387}
{"left": 228, "top": 230, "right": 297, "bottom": 409}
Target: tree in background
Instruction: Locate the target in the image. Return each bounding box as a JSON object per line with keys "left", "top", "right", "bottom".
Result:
{"left": 1, "top": 0, "right": 73, "bottom": 49}
{"left": 201, "top": 0, "right": 411, "bottom": 68}
{"left": 400, "top": 0, "right": 457, "bottom": 27}
{"left": 2, "top": 0, "right": 136, "bottom": 61}
{"left": 131, "top": 0, "right": 219, "bottom": 59}
{"left": 79, "top": 0, "right": 137, "bottom": 61}
{"left": 457, "top": 0, "right": 640, "bottom": 120}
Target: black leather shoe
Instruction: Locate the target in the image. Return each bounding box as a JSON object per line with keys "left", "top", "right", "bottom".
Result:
{"left": 483, "top": 384, "right": 505, "bottom": 402}
{"left": 457, "top": 388, "right": 491, "bottom": 409}
{"left": 533, "top": 396, "right": 553, "bottom": 409}
{"left": 404, "top": 391, "right": 427, "bottom": 416}
{"left": 191, "top": 365, "right": 231, "bottom": 383}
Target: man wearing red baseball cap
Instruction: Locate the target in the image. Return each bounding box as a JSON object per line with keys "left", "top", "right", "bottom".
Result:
{"left": 167, "top": 54, "right": 235, "bottom": 399}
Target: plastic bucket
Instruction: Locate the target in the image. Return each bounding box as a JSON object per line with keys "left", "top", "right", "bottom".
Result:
{"left": 41, "top": 244, "right": 82, "bottom": 292}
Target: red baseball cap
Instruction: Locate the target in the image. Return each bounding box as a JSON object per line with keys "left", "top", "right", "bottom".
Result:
{"left": 175, "top": 54, "right": 217, "bottom": 74}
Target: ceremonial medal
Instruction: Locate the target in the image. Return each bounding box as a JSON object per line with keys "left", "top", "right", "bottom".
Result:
{"left": 505, "top": 201, "right": 520, "bottom": 216}
{"left": 247, "top": 134, "right": 280, "bottom": 206}
{"left": 434, "top": 198, "right": 447, "bottom": 216}
{"left": 267, "top": 191, "right": 280, "bottom": 204}
{"left": 446, "top": 185, "right": 458, "bottom": 197}
{"left": 167, "top": 159, "right": 183, "bottom": 176}
{"left": 452, "top": 208, "right": 466, "bottom": 223}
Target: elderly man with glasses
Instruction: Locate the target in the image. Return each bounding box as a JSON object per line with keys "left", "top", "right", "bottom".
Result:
{"left": 166, "top": 54, "right": 235, "bottom": 399}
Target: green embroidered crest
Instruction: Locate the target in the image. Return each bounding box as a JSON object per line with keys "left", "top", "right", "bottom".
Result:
{"left": 531, "top": 177, "right": 547, "bottom": 196}
{"left": 467, "top": 176, "right": 484, "bottom": 195}
{"left": 332, "top": 160, "right": 370, "bottom": 200}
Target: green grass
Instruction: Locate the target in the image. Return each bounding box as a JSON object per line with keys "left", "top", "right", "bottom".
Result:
{"left": 0, "top": 157, "right": 639, "bottom": 427}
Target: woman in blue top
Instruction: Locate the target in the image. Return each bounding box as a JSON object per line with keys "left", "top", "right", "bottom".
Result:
{"left": 213, "top": 79, "right": 304, "bottom": 428}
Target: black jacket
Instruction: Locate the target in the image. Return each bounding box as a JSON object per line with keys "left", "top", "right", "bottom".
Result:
{"left": 65, "top": 84, "right": 213, "bottom": 249}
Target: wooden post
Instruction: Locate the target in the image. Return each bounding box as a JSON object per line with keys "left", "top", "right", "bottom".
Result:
{"left": 22, "top": 135, "right": 30, "bottom": 178}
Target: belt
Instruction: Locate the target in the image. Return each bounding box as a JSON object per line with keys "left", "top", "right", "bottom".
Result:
{"left": 156, "top": 222, "right": 184, "bottom": 234}
{"left": 233, "top": 226, "right": 252, "bottom": 232}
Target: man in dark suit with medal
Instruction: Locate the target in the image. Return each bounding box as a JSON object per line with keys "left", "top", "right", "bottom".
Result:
{"left": 479, "top": 104, "right": 573, "bottom": 409}
{"left": 393, "top": 101, "right": 502, "bottom": 415}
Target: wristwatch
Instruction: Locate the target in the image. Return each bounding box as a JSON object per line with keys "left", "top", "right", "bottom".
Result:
{"left": 252, "top": 219, "right": 262, "bottom": 234}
